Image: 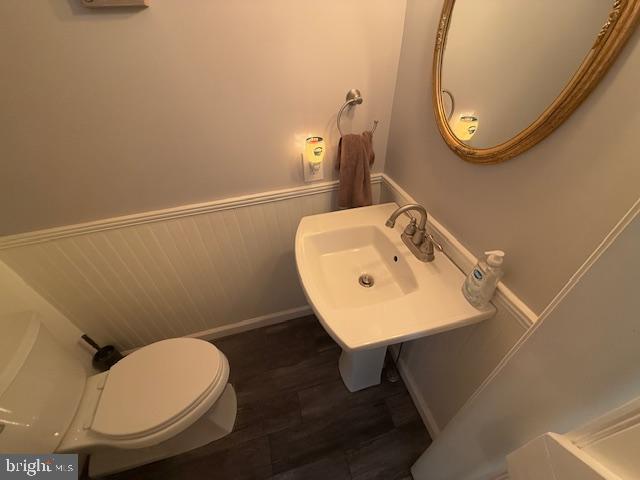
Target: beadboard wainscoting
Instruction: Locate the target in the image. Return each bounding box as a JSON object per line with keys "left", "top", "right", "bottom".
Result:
{"left": 0, "top": 179, "right": 382, "bottom": 351}
{"left": 0, "top": 173, "right": 536, "bottom": 439}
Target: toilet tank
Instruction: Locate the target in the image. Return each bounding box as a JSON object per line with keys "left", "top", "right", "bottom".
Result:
{"left": 0, "top": 311, "right": 86, "bottom": 452}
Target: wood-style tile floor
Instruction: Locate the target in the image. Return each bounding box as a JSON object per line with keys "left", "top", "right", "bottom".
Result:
{"left": 104, "top": 316, "right": 431, "bottom": 479}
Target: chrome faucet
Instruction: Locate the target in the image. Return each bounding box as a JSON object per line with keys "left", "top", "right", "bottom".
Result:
{"left": 385, "top": 204, "right": 442, "bottom": 262}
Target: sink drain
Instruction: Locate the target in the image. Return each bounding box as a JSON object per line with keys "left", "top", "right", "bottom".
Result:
{"left": 358, "top": 273, "right": 375, "bottom": 288}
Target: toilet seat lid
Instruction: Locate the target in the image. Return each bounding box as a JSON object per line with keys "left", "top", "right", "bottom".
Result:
{"left": 92, "top": 338, "right": 226, "bottom": 439}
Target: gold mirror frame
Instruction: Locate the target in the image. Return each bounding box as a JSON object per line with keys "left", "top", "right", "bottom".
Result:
{"left": 433, "top": 0, "right": 640, "bottom": 164}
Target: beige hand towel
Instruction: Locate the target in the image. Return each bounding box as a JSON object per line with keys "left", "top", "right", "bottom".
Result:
{"left": 336, "top": 131, "right": 375, "bottom": 209}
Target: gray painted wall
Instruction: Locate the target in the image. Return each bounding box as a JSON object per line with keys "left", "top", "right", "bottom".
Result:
{"left": 383, "top": 0, "right": 640, "bottom": 433}
{"left": 385, "top": 0, "right": 640, "bottom": 313}
{"left": 0, "top": 0, "right": 406, "bottom": 235}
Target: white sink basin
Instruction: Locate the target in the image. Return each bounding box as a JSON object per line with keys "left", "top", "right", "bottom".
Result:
{"left": 295, "top": 203, "right": 495, "bottom": 391}
{"left": 303, "top": 224, "right": 418, "bottom": 310}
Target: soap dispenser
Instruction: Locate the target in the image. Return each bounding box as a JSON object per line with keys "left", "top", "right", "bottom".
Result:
{"left": 462, "top": 250, "right": 505, "bottom": 308}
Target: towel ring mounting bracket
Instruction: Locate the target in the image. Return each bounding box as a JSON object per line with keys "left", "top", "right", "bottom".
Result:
{"left": 337, "top": 89, "right": 379, "bottom": 137}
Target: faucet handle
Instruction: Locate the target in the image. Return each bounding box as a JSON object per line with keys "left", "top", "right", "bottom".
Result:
{"left": 426, "top": 234, "right": 443, "bottom": 252}
{"left": 403, "top": 210, "right": 416, "bottom": 221}
{"left": 403, "top": 218, "right": 417, "bottom": 236}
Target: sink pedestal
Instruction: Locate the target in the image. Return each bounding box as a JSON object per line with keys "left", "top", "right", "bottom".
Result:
{"left": 339, "top": 346, "right": 387, "bottom": 392}
{"left": 296, "top": 204, "right": 496, "bottom": 392}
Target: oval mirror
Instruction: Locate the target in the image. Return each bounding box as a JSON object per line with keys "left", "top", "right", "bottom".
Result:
{"left": 433, "top": 0, "right": 640, "bottom": 163}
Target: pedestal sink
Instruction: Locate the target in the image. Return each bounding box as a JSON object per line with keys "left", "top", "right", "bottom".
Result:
{"left": 295, "top": 203, "right": 495, "bottom": 392}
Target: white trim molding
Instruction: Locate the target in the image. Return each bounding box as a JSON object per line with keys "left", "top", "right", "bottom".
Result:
{"left": 508, "top": 395, "right": 640, "bottom": 480}
{"left": 395, "top": 354, "right": 442, "bottom": 439}
{"left": 380, "top": 173, "right": 537, "bottom": 438}
{"left": 0, "top": 175, "right": 385, "bottom": 250}
{"left": 570, "top": 396, "right": 640, "bottom": 450}
{"left": 187, "top": 305, "right": 312, "bottom": 343}
{"left": 1, "top": 172, "right": 538, "bottom": 440}
{"left": 123, "top": 305, "right": 313, "bottom": 355}
{"left": 466, "top": 196, "right": 640, "bottom": 410}
{"left": 380, "top": 173, "right": 537, "bottom": 328}
{"left": 0, "top": 171, "right": 535, "bottom": 330}
{"left": 0, "top": 179, "right": 376, "bottom": 350}
{"left": 0, "top": 172, "right": 536, "bottom": 428}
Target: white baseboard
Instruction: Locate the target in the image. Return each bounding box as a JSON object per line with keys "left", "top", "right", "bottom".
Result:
{"left": 187, "top": 305, "right": 313, "bottom": 342}
{"left": 1, "top": 176, "right": 373, "bottom": 351}
{"left": 381, "top": 172, "right": 539, "bottom": 439}
{"left": 4, "top": 171, "right": 535, "bottom": 437}
{"left": 122, "top": 305, "right": 312, "bottom": 354}
{"left": 395, "top": 354, "right": 441, "bottom": 439}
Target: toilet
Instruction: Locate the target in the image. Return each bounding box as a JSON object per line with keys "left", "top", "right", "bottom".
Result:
{"left": 0, "top": 312, "right": 237, "bottom": 477}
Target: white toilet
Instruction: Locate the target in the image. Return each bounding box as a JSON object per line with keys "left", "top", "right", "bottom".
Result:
{"left": 0, "top": 312, "right": 237, "bottom": 477}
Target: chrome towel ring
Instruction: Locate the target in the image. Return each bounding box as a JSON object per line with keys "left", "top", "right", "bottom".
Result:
{"left": 337, "top": 89, "right": 379, "bottom": 137}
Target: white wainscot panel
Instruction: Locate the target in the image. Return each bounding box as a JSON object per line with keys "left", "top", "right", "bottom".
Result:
{"left": 0, "top": 183, "right": 365, "bottom": 351}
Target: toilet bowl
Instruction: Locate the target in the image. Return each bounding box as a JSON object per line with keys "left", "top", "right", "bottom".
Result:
{"left": 0, "top": 312, "right": 237, "bottom": 477}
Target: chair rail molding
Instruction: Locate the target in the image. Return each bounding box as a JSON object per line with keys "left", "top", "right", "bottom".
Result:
{"left": 379, "top": 173, "right": 538, "bottom": 329}
{"left": 465, "top": 196, "right": 640, "bottom": 411}
{"left": 0, "top": 176, "right": 385, "bottom": 250}
{"left": 380, "top": 173, "right": 537, "bottom": 438}
{"left": 0, "top": 173, "right": 537, "bottom": 432}
{"left": 0, "top": 178, "right": 382, "bottom": 351}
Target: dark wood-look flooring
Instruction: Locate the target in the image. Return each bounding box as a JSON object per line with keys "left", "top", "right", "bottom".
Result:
{"left": 104, "top": 316, "right": 431, "bottom": 479}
